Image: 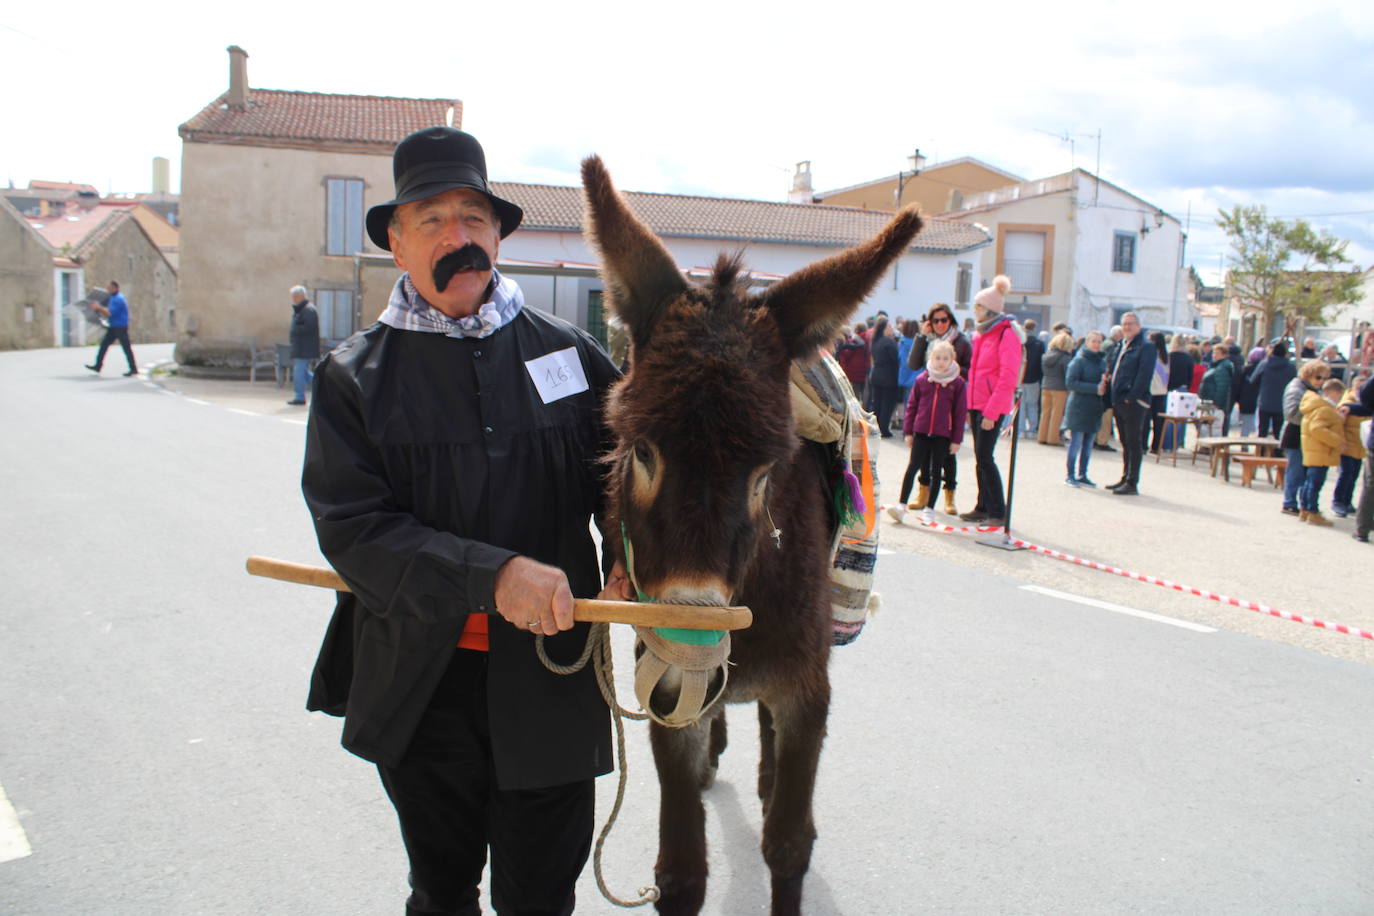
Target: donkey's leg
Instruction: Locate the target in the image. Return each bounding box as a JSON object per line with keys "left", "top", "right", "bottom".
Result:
{"left": 760, "top": 685, "right": 829, "bottom": 916}
{"left": 702, "top": 708, "right": 728, "bottom": 789}
{"left": 649, "top": 719, "right": 712, "bottom": 916}
{"left": 757, "top": 702, "right": 776, "bottom": 811}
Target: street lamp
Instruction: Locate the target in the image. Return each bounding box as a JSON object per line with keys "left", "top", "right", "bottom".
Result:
{"left": 894, "top": 148, "right": 927, "bottom": 206}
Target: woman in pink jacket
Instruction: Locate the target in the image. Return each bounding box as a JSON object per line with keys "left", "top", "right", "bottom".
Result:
{"left": 959, "top": 275, "right": 1024, "bottom": 523}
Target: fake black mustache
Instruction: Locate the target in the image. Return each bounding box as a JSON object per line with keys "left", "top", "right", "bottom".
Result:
{"left": 433, "top": 244, "right": 492, "bottom": 293}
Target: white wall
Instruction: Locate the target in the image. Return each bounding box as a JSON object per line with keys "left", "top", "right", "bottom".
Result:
{"left": 1070, "top": 174, "right": 1187, "bottom": 333}
{"left": 503, "top": 229, "right": 980, "bottom": 325}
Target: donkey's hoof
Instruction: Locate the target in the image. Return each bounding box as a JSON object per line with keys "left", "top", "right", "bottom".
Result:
{"left": 697, "top": 763, "right": 718, "bottom": 790}
{"left": 654, "top": 870, "right": 707, "bottom": 916}
{"left": 769, "top": 872, "right": 805, "bottom": 916}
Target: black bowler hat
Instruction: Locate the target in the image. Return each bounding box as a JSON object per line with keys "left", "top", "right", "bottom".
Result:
{"left": 365, "top": 127, "right": 523, "bottom": 251}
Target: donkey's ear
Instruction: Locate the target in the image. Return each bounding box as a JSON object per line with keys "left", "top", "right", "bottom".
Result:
{"left": 760, "top": 206, "right": 923, "bottom": 360}
{"left": 581, "top": 155, "right": 686, "bottom": 349}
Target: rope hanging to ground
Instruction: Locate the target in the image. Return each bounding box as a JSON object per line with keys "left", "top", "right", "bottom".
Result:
{"left": 535, "top": 625, "right": 659, "bottom": 907}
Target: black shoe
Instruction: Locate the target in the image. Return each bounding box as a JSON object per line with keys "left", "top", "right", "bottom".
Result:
{"left": 1106, "top": 479, "right": 1127, "bottom": 491}
{"left": 959, "top": 509, "right": 990, "bottom": 522}
{"left": 286, "top": 399, "right": 307, "bottom": 406}
{"left": 1093, "top": 443, "right": 1116, "bottom": 452}
{"left": 1354, "top": 531, "right": 1369, "bottom": 543}
{"left": 1280, "top": 506, "right": 1300, "bottom": 516}
{"left": 85, "top": 364, "right": 100, "bottom": 373}
{"left": 123, "top": 369, "right": 138, "bottom": 377}
{"left": 1112, "top": 484, "right": 1139, "bottom": 496}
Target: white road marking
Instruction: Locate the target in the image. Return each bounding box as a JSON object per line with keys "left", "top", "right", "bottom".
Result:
{"left": 227, "top": 408, "right": 259, "bottom": 417}
{"left": 0, "top": 784, "right": 32, "bottom": 864}
{"left": 281, "top": 419, "right": 307, "bottom": 426}
{"left": 1019, "top": 585, "right": 1217, "bottom": 633}
{"left": 184, "top": 398, "right": 210, "bottom": 406}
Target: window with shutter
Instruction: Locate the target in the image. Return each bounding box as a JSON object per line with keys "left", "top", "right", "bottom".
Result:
{"left": 325, "top": 178, "right": 365, "bottom": 256}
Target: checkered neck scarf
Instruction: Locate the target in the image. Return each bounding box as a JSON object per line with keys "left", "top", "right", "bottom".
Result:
{"left": 378, "top": 269, "right": 524, "bottom": 338}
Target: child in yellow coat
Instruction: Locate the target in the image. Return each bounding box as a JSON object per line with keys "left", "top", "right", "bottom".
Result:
{"left": 1299, "top": 378, "right": 1346, "bottom": 526}
{"left": 1332, "top": 384, "right": 1368, "bottom": 517}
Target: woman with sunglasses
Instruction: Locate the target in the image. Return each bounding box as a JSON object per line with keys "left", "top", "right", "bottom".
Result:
{"left": 906, "top": 302, "right": 973, "bottom": 514}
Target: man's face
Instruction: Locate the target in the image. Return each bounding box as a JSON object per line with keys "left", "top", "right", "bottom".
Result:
{"left": 107, "top": 283, "right": 118, "bottom": 295}
{"left": 291, "top": 291, "right": 305, "bottom": 305}
{"left": 1121, "top": 315, "right": 1141, "bottom": 339}
{"left": 389, "top": 188, "right": 501, "bottom": 318}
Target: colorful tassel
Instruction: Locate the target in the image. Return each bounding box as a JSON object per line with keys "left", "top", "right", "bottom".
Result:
{"left": 832, "top": 459, "right": 864, "bottom": 529}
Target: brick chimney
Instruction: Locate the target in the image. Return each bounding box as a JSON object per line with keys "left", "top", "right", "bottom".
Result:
{"left": 226, "top": 45, "right": 249, "bottom": 110}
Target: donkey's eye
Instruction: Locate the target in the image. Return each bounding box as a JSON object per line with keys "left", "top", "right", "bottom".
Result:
{"left": 633, "top": 441, "right": 656, "bottom": 475}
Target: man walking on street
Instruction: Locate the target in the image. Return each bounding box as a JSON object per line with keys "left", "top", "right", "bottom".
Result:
{"left": 1107, "top": 312, "right": 1153, "bottom": 495}
{"left": 84, "top": 281, "right": 137, "bottom": 377}
{"left": 286, "top": 285, "right": 319, "bottom": 406}
{"left": 302, "top": 126, "right": 630, "bottom": 916}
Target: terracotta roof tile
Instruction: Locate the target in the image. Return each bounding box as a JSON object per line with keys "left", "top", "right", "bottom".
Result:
{"left": 28, "top": 207, "right": 120, "bottom": 253}
{"left": 492, "top": 183, "right": 991, "bottom": 254}
{"left": 179, "top": 90, "right": 460, "bottom": 149}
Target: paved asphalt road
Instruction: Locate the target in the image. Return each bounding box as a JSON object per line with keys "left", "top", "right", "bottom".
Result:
{"left": 2, "top": 345, "right": 1371, "bottom": 914}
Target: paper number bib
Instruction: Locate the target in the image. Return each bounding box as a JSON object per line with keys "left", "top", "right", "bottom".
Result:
{"left": 525, "top": 347, "right": 590, "bottom": 404}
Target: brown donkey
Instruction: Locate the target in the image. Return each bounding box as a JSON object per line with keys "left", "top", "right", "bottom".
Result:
{"left": 582, "top": 156, "right": 922, "bottom": 916}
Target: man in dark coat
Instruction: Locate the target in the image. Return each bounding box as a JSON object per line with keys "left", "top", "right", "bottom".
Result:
{"left": 1107, "top": 312, "right": 1154, "bottom": 495}
{"left": 302, "top": 127, "right": 629, "bottom": 916}
{"left": 1248, "top": 341, "right": 1297, "bottom": 438}
{"left": 286, "top": 285, "right": 320, "bottom": 405}
{"left": 1019, "top": 319, "right": 1045, "bottom": 436}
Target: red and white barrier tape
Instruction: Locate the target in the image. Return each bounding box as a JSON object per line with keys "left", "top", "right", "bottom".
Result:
{"left": 879, "top": 505, "right": 1003, "bottom": 535}
{"left": 1006, "top": 538, "right": 1373, "bottom": 640}
{"left": 890, "top": 511, "right": 1372, "bottom": 640}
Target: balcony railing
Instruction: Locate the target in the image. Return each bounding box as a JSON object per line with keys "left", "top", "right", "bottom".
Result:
{"left": 1004, "top": 259, "right": 1044, "bottom": 292}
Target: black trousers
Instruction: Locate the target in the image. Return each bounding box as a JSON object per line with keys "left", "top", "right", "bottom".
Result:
{"left": 1114, "top": 400, "right": 1148, "bottom": 486}
{"left": 872, "top": 384, "right": 898, "bottom": 436}
{"left": 1258, "top": 410, "right": 1283, "bottom": 439}
{"left": 1148, "top": 394, "right": 1167, "bottom": 452}
{"left": 901, "top": 433, "right": 951, "bottom": 506}
{"left": 969, "top": 410, "right": 1005, "bottom": 517}
{"left": 94, "top": 326, "right": 136, "bottom": 372}
{"left": 917, "top": 452, "right": 958, "bottom": 492}
{"left": 378, "top": 650, "right": 594, "bottom": 916}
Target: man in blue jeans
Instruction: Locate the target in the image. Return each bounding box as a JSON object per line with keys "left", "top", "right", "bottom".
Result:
{"left": 84, "top": 281, "right": 137, "bottom": 376}
{"left": 287, "top": 285, "right": 320, "bottom": 405}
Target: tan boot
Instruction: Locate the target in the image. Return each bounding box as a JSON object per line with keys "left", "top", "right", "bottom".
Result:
{"left": 1299, "top": 510, "right": 1310, "bottom": 522}
{"left": 943, "top": 488, "right": 957, "bottom": 515}
{"left": 909, "top": 483, "right": 929, "bottom": 511}
{"left": 1306, "top": 511, "right": 1334, "bottom": 527}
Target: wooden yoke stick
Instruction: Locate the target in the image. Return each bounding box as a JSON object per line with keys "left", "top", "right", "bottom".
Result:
{"left": 245, "top": 555, "right": 752, "bottom": 631}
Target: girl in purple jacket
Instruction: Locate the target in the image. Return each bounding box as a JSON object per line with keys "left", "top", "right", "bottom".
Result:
{"left": 889, "top": 340, "right": 968, "bottom": 525}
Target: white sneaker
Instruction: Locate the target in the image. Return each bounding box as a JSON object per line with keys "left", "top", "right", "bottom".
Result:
{"left": 921, "top": 508, "right": 935, "bottom": 525}
{"left": 886, "top": 505, "right": 906, "bottom": 523}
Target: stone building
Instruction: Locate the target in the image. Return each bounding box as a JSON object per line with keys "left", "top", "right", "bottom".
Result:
{"left": 176, "top": 45, "right": 456, "bottom": 350}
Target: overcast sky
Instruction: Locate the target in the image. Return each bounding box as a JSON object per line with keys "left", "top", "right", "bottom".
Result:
{"left": 4, "top": 0, "right": 1370, "bottom": 288}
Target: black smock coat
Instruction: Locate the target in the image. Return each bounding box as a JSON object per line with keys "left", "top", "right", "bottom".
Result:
{"left": 302, "top": 307, "right": 618, "bottom": 790}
